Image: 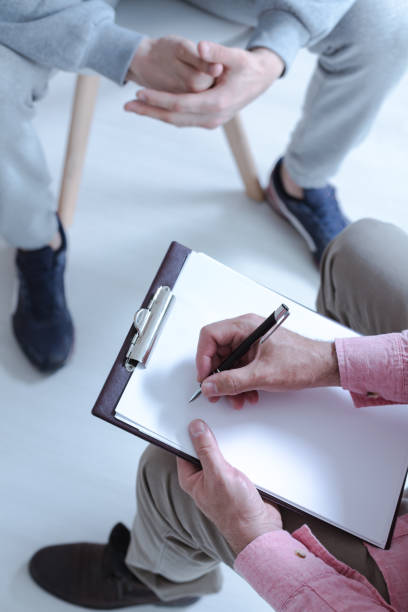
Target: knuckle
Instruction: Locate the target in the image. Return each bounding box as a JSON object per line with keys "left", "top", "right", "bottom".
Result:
{"left": 161, "top": 112, "right": 182, "bottom": 128}
{"left": 186, "top": 76, "right": 200, "bottom": 91}
{"left": 172, "top": 101, "right": 183, "bottom": 113}
{"left": 198, "top": 442, "right": 213, "bottom": 458}
{"left": 198, "top": 446, "right": 216, "bottom": 466}
{"left": 200, "top": 324, "right": 213, "bottom": 340}
{"left": 224, "top": 372, "right": 238, "bottom": 395}
{"left": 189, "top": 78, "right": 206, "bottom": 93}
{"left": 248, "top": 313, "right": 263, "bottom": 325}
{"left": 237, "top": 313, "right": 262, "bottom": 329}
{"left": 176, "top": 40, "right": 187, "bottom": 56}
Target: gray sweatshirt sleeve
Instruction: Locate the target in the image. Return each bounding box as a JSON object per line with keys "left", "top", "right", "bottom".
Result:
{"left": 247, "top": 0, "right": 357, "bottom": 70}
{"left": 0, "top": 1, "right": 143, "bottom": 84}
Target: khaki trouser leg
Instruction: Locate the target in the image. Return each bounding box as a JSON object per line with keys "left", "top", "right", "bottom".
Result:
{"left": 126, "top": 445, "right": 234, "bottom": 602}
{"left": 317, "top": 218, "right": 408, "bottom": 334}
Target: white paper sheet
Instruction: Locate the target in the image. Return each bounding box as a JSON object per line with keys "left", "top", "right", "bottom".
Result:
{"left": 115, "top": 252, "right": 408, "bottom": 547}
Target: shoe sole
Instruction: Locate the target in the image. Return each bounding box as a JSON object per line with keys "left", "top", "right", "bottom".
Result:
{"left": 265, "top": 181, "right": 317, "bottom": 253}
{"left": 156, "top": 597, "right": 199, "bottom": 607}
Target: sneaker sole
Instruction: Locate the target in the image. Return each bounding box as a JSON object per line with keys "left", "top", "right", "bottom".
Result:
{"left": 265, "top": 181, "right": 317, "bottom": 253}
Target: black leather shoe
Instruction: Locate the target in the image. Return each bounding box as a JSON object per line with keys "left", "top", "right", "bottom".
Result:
{"left": 12, "top": 217, "right": 74, "bottom": 372}
{"left": 29, "top": 523, "right": 199, "bottom": 609}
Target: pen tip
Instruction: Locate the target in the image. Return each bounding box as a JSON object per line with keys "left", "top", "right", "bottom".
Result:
{"left": 189, "top": 388, "right": 202, "bottom": 403}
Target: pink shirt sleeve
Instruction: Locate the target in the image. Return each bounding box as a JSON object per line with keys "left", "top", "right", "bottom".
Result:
{"left": 234, "top": 529, "right": 395, "bottom": 611}
{"left": 335, "top": 330, "right": 408, "bottom": 407}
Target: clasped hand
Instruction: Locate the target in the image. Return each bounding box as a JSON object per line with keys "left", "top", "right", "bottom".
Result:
{"left": 126, "top": 38, "right": 284, "bottom": 128}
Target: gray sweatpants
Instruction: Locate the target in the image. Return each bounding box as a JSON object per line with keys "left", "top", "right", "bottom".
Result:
{"left": 126, "top": 218, "right": 408, "bottom": 604}
{"left": 1, "top": 0, "right": 408, "bottom": 248}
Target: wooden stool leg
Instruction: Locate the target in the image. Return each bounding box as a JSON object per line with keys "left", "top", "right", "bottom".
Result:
{"left": 58, "top": 74, "right": 100, "bottom": 227}
{"left": 222, "top": 114, "right": 264, "bottom": 202}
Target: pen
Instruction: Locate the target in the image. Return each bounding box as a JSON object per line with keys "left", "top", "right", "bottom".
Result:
{"left": 189, "top": 303, "right": 290, "bottom": 402}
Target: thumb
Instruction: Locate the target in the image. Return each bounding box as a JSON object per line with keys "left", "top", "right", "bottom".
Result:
{"left": 201, "top": 365, "right": 257, "bottom": 397}
{"left": 189, "top": 419, "right": 225, "bottom": 474}
{"left": 198, "top": 40, "right": 240, "bottom": 68}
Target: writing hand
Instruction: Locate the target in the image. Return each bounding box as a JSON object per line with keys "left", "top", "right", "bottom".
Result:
{"left": 196, "top": 314, "right": 340, "bottom": 409}
{"left": 127, "top": 36, "right": 223, "bottom": 93}
{"left": 177, "top": 419, "right": 282, "bottom": 555}
{"left": 125, "top": 41, "right": 284, "bottom": 128}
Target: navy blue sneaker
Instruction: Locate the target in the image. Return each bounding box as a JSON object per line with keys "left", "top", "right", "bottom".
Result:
{"left": 265, "top": 157, "right": 349, "bottom": 263}
{"left": 12, "top": 218, "right": 74, "bottom": 372}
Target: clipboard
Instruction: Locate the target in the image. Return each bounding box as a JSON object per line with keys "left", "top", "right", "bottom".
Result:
{"left": 92, "top": 240, "right": 407, "bottom": 549}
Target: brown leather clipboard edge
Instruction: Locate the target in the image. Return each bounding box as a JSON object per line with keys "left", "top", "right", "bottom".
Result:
{"left": 91, "top": 240, "right": 199, "bottom": 466}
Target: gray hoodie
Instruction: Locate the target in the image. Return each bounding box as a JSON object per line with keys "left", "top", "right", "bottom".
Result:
{"left": 0, "top": 1, "right": 356, "bottom": 85}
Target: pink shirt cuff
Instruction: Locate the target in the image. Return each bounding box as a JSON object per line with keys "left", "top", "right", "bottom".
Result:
{"left": 234, "top": 526, "right": 395, "bottom": 610}
{"left": 335, "top": 331, "right": 408, "bottom": 407}
{"left": 234, "top": 530, "right": 333, "bottom": 609}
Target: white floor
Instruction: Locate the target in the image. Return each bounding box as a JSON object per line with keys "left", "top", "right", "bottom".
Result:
{"left": 1, "top": 47, "right": 407, "bottom": 612}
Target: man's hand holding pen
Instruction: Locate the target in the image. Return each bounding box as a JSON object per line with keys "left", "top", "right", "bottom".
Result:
{"left": 195, "top": 313, "right": 340, "bottom": 410}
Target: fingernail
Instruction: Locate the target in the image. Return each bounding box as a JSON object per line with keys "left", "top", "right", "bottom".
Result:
{"left": 189, "top": 419, "right": 206, "bottom": 437}
{"left": 201, "top": 381, "right": 218, "bottom": 396}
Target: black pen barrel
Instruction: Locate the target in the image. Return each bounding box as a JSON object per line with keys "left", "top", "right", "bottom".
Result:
{"left": 217, "top": 311, "right": 278, "bottom": 372}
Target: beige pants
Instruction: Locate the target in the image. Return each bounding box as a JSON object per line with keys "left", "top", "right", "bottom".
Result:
{"left": 126, "top": 219, "right": 408, "bottom": 603}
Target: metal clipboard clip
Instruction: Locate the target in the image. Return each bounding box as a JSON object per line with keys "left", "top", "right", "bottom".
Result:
{"left": 125, "top": 286, "right": 174, "bottom": 372}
